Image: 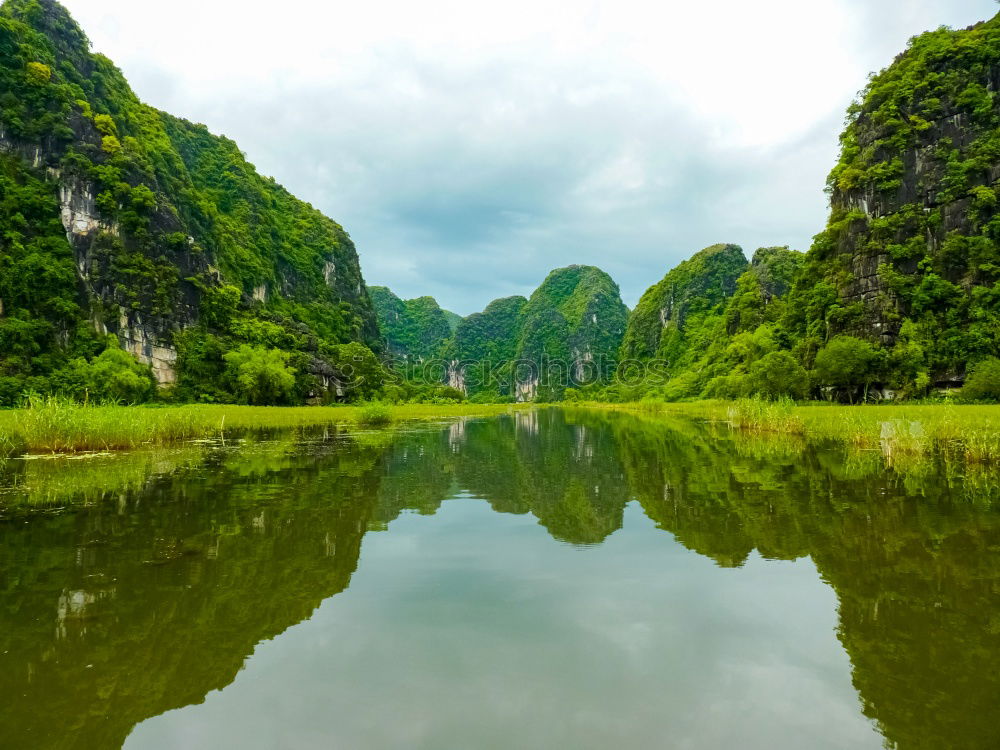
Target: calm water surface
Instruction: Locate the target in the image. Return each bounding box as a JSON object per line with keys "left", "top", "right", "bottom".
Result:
{"left": 1, "top": 409, "right": 998, "bottom": 749}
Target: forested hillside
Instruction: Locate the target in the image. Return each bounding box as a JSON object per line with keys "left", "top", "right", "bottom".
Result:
{"left": 586, "top": 14, "right": 1000, "bottom": 403}
{"left": 6, "top": 1, "right": 1000, "bottom": 406}
{"left": 0, "top": 0, "right": 379, "bottom": 405}
{"left": 369, "top": 286, "right": 455, "bottom": 362}
{"left": 781, "top": 13, "right": 1000, "bottom": 398}
{"left": 378, "top": 266, "right": 628, "bottom": 402}
{"left": 511, "top": 265, "right": 628, "bottom": 401}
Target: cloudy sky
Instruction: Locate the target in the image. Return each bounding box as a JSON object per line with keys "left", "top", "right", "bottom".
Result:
{"left": 63, "top": 0, "right": 996, "bottom": 314}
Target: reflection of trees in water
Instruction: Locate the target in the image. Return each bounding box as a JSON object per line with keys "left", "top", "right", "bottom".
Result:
{"left": 0, "top": 434, "right": 389, "bottom": 750}
{"left": 600, "top": 411, "right": 1000, "bottom": 750}
{"left": 454, "top": 411, "right": 630, "bottom": 544}
{"left": 1, "top": 413, "right": 998, "bottom": 749}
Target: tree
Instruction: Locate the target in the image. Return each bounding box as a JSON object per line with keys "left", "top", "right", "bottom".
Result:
{"left": 61, "top": 340, "right": 156, "bottom": 403}
{"left": 703, "top": 374, "right": 749, "bottom": 400}
{"left": 747, "top": 351, "right": 809, "bottom": 400}
{"left": 327, "top": 342, "right": 386, "bottom": 402}
{"left": 813, "top": 336, "right": 882, "bottom": 402}
{"left": 88, "top": 347, "right": 156, "bottom": 403}
{"left": 223, "top": 345, "right": 297, "bottom": 405}
{"left": 25, "top": 61, "right": 51, "bottom": 85}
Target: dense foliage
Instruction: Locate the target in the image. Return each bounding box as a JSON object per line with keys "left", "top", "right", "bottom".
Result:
{"left": 369, "top": 286, "right": 453, "bottom": 362}
{"left": 511, "top": 265, "right": 629, "bottom": 400}
{"left": 0, "top": 0, "right": 380, "bottom": 405}
{"left": 380, "top": 267, "right": 629, "bottom": 402}
{"left": 620, "top": 243, "right": 748, "bottom": 363}
{"left": 443, "top": 295, "right": 525, "bottom": 400}
{"left": 780, "top": 13, "right": 1000, "bottom": 395}
{"left": 591, "top": 14, "right": 1000, "bottom": 403}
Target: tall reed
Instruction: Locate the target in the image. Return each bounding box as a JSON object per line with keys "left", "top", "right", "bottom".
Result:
{"left": 0, "top": 399, "right": 523, "bottom": 456}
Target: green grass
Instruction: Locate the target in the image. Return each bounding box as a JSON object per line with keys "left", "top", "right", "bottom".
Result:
{"left": 355, "top": 402, "right": 394, "bottom": 427}
{"left": 573, "top": 399, "right": 1000, "bottom": 465}
{"left": 0, "top": 398, "right": 524, "bottom": 456}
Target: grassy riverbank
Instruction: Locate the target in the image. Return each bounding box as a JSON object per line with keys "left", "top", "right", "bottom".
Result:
{"left": 0, "top": 399, "right": 524, "bottom": 456}
{"left": 6, "top": 396, "right": 1000, "bottom": 465}
{"left": 573, "top": 399, "right": 1000, "bottom": 464}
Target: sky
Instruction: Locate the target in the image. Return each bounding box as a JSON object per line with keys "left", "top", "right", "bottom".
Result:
{"left": 62, "top": 0, "right": 997, "bottom": 315}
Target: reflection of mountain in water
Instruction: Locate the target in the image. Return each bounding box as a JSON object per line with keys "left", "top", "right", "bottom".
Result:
{"left": 0, "top": 435, "right": 392, "bottom": 749}
{"left": 1, "top": 411, "right": 998, "bottom": 749}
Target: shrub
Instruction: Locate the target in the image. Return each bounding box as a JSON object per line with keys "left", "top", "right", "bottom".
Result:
{"left": 101, "top": 135, "right": 122, "bottom": 155}
{"left": 130, "top": 184, "right": 156, "bottom": 212}
{"left": 93, "top": 113, "right": 117, "bottom": 135}
{"left": 961, "top": 357, "right": 1000, "bottom": 402}
{"left": 327, "top": 342, "right": 386, "bottom": 402}
{"left": 704, "top": 374, "right": 749, "bottom": 399}
{"left": 82, "top": 346, "right": 156, "bottom": 403}
{"left": 223, "top": 345, "right": 297, "bottom": 405}
{"left": 356, "top": 401, "right": 393, "bottom": 427}
{"left": 59, "top": 340, "right": 156, "bottom": 404}
{"left": 659, "top": 371, "right": 700, "bottom": 402}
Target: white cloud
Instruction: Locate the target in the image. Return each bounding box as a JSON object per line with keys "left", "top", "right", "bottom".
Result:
{"left": 62, "top": 0, "right": 999, "bottom": 313}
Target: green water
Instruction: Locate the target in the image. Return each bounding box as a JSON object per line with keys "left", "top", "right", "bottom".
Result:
{"left": 1, "top": 409, "right": 998, "bottom": 750}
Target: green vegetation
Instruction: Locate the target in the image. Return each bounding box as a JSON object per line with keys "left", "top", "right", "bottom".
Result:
{"left": 223, "top": 345, "right": 297, "bottom": 405}
{"left": 377, "top": 267, "right": 628, "bottom": 402}
{"left": 446, "top": 295, "right": 526, "bottom": 400}
{"left": 355, "top": 401, "right": 393, "bottom": 427}
{"left": 582, "top": 15, "right": 1000, "bottom": 405}
{"left": 577, "top": 245, "right": 808, "bottom": 402}
{"left": 0, "top": 398, "right": 524, "bottom": 456}
{"left": 369, "top": 286, "right": 454, "bottom": 362}
{"left": 812, "top": 335, "right": 882, "bottom": 401}
{"left": 620, "top": 243, "right": 748, "bottom": 364}
{"left": 0, "top": 0, "right": 379, "bottom": 407}
{"left": 513, "top": 265, "right": 629, "bottom": 400}
{"left": 577, "top": 399, "right": 1000, "bottom": 465}
{"left": 781, "top": 14, "right": 1000, "bottom": 394}
{"left": 961, "top": 356, "right": 1000, "bottom": 401}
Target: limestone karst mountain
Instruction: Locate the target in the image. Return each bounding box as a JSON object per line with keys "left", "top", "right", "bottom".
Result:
{"left": 0, "top": 0, "right": 378, "bottom": 403}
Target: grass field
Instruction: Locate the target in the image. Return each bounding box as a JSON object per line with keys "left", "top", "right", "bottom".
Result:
{"left": 5, "top": 396, "right": 1000, "bottom": 466}
{"left": 573, "top": 399, "right": 1000, "bottom": 464}
{"left": 0, "top": 399, "right": 524, "bottom": 457}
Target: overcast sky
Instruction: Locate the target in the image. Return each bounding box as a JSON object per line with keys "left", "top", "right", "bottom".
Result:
{"left": 63, "top": 0, "right": 996, "bottom": 314}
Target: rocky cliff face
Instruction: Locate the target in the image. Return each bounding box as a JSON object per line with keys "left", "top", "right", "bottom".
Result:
{"left": 621, "top": 243, "right": 748, "bottom": 370}
{"left": 787, "top": 14, "right": 1000, "bottom": 383}
{"left": 0, "top": 0, "right": 379, "bottom": 401}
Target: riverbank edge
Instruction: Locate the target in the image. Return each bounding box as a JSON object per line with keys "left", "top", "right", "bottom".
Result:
{"left": 566, "top": 399, "right": 1000, "bottom": 463}
{"left": 0, "top": 402, "right": 532, "bottom": 457}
